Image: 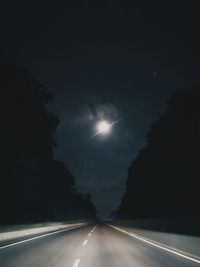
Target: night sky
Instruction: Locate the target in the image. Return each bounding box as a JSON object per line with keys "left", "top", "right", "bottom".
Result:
{"left": 1, "top": 2, "right": 200, "bottom": 217}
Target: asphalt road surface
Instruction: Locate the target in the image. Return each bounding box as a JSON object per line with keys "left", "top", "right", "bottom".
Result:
{"left": 0, "top": 223, "right": 199, "bottom": 267}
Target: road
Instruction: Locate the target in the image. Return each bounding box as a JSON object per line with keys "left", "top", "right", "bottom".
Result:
{"left": 0, "top": 223, "right": 199, "bottom": 267}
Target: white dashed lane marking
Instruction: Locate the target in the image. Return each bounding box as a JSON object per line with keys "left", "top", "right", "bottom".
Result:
{"left": 91, "top": 225, "right": 96, "bottom": 233}
{"left": 73, "top": 225, "right": 97, "bottom": 267}
{"left": 72, "top": 258, "right": 80, "bottom": 267}
{"left": 83, "top": 240, "right": 88, "bottom": 246}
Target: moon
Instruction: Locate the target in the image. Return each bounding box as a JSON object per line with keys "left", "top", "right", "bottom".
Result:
{"left": 97, "top": 120, "right": 111, "bottom": 134}
{"left": 89, "top": 119, "right": 119, "bottom": 139}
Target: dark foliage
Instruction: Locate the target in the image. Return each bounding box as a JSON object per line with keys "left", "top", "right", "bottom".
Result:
{"left": 0, "top": 63, "right": 96, "bottom": 225}
{"left": 116, "top": 89, "right": 200, "bottom": 219}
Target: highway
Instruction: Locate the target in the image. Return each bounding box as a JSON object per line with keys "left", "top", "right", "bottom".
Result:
{"left": 0, "top": 223, "right": 199, "bottom": 267}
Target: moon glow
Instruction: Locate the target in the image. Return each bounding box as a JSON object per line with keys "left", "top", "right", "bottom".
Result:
{"left": 97, "top": 120, "right": 111, "bottom": 134}
{"left": 89, "top": 119, "right": 119, "bottom": 139}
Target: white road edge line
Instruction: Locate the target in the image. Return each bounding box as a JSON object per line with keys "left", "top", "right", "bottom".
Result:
{"left": 83, "top": 239, "right": 88, "bottom": 246}
{"left": 0, "top": 225, "right": 87, "bottom": 250}
{"left": 108, "top": 224, "right": 200, "bottom": 264}
{"left": 73, "top": 258, "right": 80, "bottom": 267}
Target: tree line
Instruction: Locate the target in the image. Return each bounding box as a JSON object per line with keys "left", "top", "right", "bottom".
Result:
{"left": 115, "top": 89, "right": 200, "bottom": 219}
{"left": 0, "top": 63, "right": 96, "bottom": 225}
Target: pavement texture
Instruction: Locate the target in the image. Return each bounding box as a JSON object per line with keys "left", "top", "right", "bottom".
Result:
{"left": 0, "top": 223, "right": 199, "bottom": 267}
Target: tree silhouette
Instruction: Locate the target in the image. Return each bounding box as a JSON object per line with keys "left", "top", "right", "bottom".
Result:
{"left": 116, "top": 89, "right": 200, "bottom": 219}
{"left": 0, "top": 63, "right": 96, "bottom": 225}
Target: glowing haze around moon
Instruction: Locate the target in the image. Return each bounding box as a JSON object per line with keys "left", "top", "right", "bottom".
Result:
{"left": 88, "top": 119, "right": 119, "bottom": 139}
{"left": 97, "top": 120, "right": 111, "bottom": 134}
